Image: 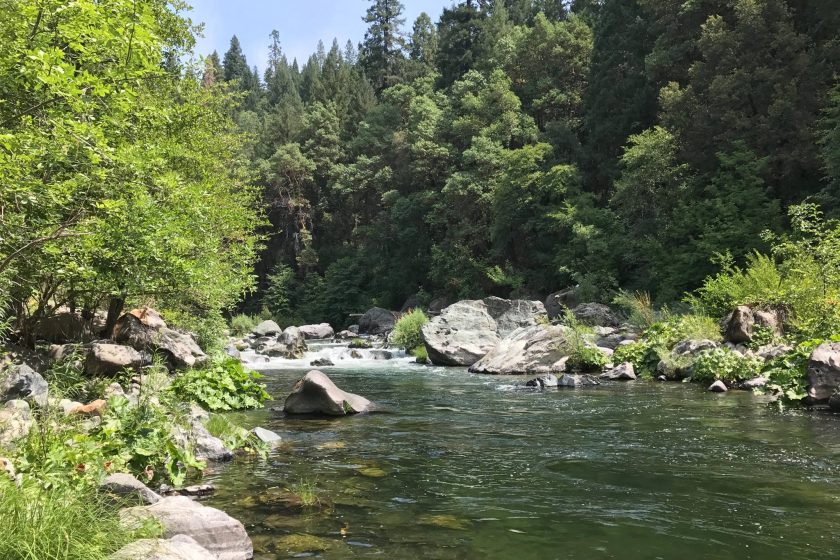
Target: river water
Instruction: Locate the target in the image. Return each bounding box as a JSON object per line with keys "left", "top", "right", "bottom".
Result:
{"left": 205, "top": 343, "right": 840, "bottom": 559}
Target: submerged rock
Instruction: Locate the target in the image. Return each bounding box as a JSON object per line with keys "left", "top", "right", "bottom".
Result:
{"left": 525, "top": 374, "right": 559, "bottom": 388}
{"left": 283, "top": 370, "right": 371, "bottom": 416}
{"left": 557, "top": 374, "right": 600, "bottom": 387}
{"left": 1, "top": 364, "right": 48, "bottom": 407}
{"left": 252, "top": 426, "right": 282, "bottom": 445}
{"left": 310, "top": 358, "right": 335, "bottom": 367}
{"left": 469, "top": 325, "right": 568, "bottom": 375}
{"left": 121, "top": 496, "right": 252, "bottom": 560}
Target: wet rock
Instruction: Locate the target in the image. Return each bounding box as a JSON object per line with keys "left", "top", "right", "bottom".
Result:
{"left": 0, "top": 400, "right": 32, "bottom": 446}
{"left": 1, "top": 364, "right": 48, "bottom": 407}
{"left": 284, "top": 370, "right": 371, "bottom": 416}
{"left": 525, "top": 374, "right": 559, "bottom": 388}
{"left": 349, "top": 350, "right": 363, "bottom": 359}
{"left": 310, "top": 358, "right": 334, "bottom": 367}
{"left": 739, "top": 376, "right": 768, "bottom": 390}
{"left": 180, "top": 484, "right": 216, "bottom": 497}
{"left": 298, "top": 323, "right": 335, "bottom": 340}
{"left": 722, "top": 305, "right": 783, "bottom": 344}
{"left": 600, "top": 362, "right": 636, "bottom": 381}
{"left": 557, "top": 374, "right": 600, "bottom": 387}
{"left": 120, "top": 496, "right": 252, "bottom": 560}
{"left": 252, "top": 320, "right": 282, "bottom": 337}
{"left": 114, "top": 310, "right": 207, "bottom": 370}
{"left": 111, "top": 535, "right": 218, "bottom": 560}
{"left": 252, "top": 426, "right": 282, "bottom": 445}
{"left": 571, "top": 303, "right": 621, "bottom": 327}
{"left": 807, "top": 342, "right": 840, "bottom": 402}
{"left": 101, "top": 473, "right": 161, "bottom": 504}
{"left": 370, "top": 349, "right": 393, "bottom": 361}
{"left": 85, "top": 343, "right": 147, "bottom": 377}
{"left": 469, "top": 325, "right": 568, "bottom": 375}
{"left": 708, "top": 380, "right": 728, "bottom": 393}
{"left": 358, "top": 308, "right": 397, "bottom": 335}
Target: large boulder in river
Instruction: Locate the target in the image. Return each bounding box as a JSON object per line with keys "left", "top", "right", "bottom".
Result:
{"left": 120, "top": 496, "right": 252, "bottom": 560}
{"left": 421, "top": 298, "right": 546, "bottom": 367}
{"left": 806, "top": 342, "right": 840, "bottom": 402}
{"left": 721, "top": 305, "right": 783, "bottom": 344}
{"left": 298, "top": 323, "right": 335, "bottom": 340}
{"left": 1, "top": 364, "right": 48, "bottom": 407}
{"left": 252, "top": 320, "right": 282, "bottom": 337}
{"left": 114, "top": 310, "right": 207, "bottom": 370}
{"left": 85, "top": 343, "right": 148, "bottom": 377}
{"left": 571, "top": 303, "right": 621, "bottom": 327}
{"left": 421, "top": 301, "right": 501, "bottom": 366}
{"left": 469, "top": 325, "right": 568, "bottom": 375}
{"left": 358, "top": 307, "right": 397, "bottom": 335}
{"left": 283, "top": 370, "right": 370, "bottom": 416}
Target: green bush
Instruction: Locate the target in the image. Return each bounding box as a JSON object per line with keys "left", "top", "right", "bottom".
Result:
{"left": 0, "top": 478, "right": 158, "bottom": 560}
{"left": 567, "top": 346, "right": 609, "bottom": 373}
{"left": 673, "top": 313, "right": 723, "bottom": 342}
{"left": 170, "top": 357, "right": 270, "bottom": 412}
{"left": 348, "top": 338, "right": 372, "bottom": 349}
{"left": 164, "top": 309, "right": 228, "bottom": 354}
{"left": 391, "top": 309, "right": 429, "bottom": 351}
{"left": 412, "top": 345, "right": 429, "bottom": 363}
{"left": 691, "top": 348, "right": 762, "bottom": 384}
{"left": 229, "top": 314, "right": 257, "bottom": 337}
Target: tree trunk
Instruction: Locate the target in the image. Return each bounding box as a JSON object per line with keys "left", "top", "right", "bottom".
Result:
{"left": 104, "top": 295, "right": 125, "bottom": 339}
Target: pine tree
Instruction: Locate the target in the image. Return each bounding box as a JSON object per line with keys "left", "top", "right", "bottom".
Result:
{"left": 360, "top": 0, "right": 406, "bottom": 91}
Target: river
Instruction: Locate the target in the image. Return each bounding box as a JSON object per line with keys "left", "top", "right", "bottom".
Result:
{"left": 205, "top": 342, "right": 840, "bottom": 559}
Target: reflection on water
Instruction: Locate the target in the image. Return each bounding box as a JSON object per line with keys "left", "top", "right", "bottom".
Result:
{"left": 205, "top": 349, "right": 840, "bottom": 559}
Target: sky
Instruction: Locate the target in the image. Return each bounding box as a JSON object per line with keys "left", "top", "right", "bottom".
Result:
{"left": 187, "top": 0, "right": 454, "bottom": 73}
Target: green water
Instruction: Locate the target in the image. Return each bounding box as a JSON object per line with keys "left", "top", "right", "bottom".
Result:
{"left": 206, "top": 360, "right": 840, "bottom": 559}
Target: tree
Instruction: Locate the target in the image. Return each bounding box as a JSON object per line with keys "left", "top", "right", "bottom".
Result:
{"left": 436, "top": 2, "right": 488, "bottom": 88}
{"left": 360, "top": 0, "right": 406, "bottom": 91}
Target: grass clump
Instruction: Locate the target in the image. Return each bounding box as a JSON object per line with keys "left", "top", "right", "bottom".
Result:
{"left": 206, "top": 414, "right": 267, "bottom": 456}
{"left": 287, "top": 479, "right": 321, "bottom": 508}
{"left": 391, "top": 309, "right": 429, "bottom": 351}
{"left": 348, "top": 338, "right": 372, "bottom": 349}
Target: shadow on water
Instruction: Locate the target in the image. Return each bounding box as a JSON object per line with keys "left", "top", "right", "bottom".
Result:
{"left": 205, "top": 354, "right": 840, "bottom": 560}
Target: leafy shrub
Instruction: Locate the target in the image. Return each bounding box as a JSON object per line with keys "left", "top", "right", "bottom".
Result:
{"left": 691, "top": 348, "right": 762, "bottom": 384}
{"left": 170, "top": 357, "right": 270, "bottom": 412}
{"left": 164, "top": 308, "right": 227, "bottom": 353}
{"left": 412, "top": 345, "right": 429, "bottom": 363}
{"left": 391, "top": 309, "right": 429, "bottom": 351}
{"left": 229, "top": 314, "right": 257, "bottom": 337}
{"left": 0, "top": 477, "right": 158, "bottom": 560}
{"left": 613, "top": 341, "right": 659, "bottom": 377}
{"left": 567, "top": 346, "right": 609, "bottom": 373}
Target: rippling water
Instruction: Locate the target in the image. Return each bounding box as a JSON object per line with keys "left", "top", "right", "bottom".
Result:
{"left": 205, "top": 344, "right": 840, "bottom": 559}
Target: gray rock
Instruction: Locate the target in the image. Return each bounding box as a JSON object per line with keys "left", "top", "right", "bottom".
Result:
{"left": 224, "top": 346, "right": 241, "bottom": 359}
{"left": 709, "top": 380, "right": 728, "bottom": 393}
{"left": 482, "top": 296, "right": 547, "bottom": 337}
{"left": 740, "top": 376, "right": 768, "bottom": 390}
{"left": 571, "top": 303, "right": 620, "bottom": 327}
{"left": 252, "top": 426, "right": 281, "bottom": 445}
{"left": 358, "top": 307, "right": 397, "bottom": 335}
{"left": 755, "top": 344, "right": 793, "bottom": 361}
{"left": 469, "top": 325, "right": 568, "bottom": 375}
{"left": 829, "top": 393, "right": 840, "bottom": 412}
{"left": 310, "top": 358, "right": 335, "bottom": 367}
{"left": 421, "top": 300, "right": 501, "bottom": 366}
{"left": 298, "top": 323, "right": 335, "bottom": 340}
{"left": 0, "top": 400, "right": 32, "bottom": 446}
{"left": 32, "top": 312, "right": 87, "bottom": 343}
{"left": 557, "top": 374, "right": 600, "bottom": 387}
{"left": 428, "top": 298, "right": 451, "bottom": 314}
{"left": 283, "top": 370, "right": 370, "bottom": 416}
{"left": 1, "top": 364, "right": 48, "bottom": 407}
{"left": 807, "top": 342, "right": 840, "bottom": 402}
{"left": 544, "top": 288, "right": 580, "bottom": 320}
{"left": 722, "top": 305, "right": 783, "bottom": 344}
{"left": 120, "top": 497, "right": 252, "bottom": 560}
{"left": 335, "top": 330, "right": 355, "bottom": 340}
{"left": 255, "top": 327, "right": 306, "bottom": 359}
{"left": 600, "top": 362, "right": 636, "bottom": 381}
{"left": 525, "top": 374, "right": 559, "bottom": 388}
{"left": 174, "top": 418, "right": 233, "bottom": 463}
{"left": 370, "top": 349, "right": 393, "bottom": 360}
{"left": 673, "top": 339, "right": 720, "bottom": 357}
{"left": 101, "top": 473, "right": 161, "bottom": 504}
{"left": 111, "top": 535, "right": 218, "bottom": 560}
{"left": 85, "top": 343, "right": 147, "bottom": 377}
{"left": 114, "top": 312, "right": 207, "bottom": 370}
{"left": 252, "top": 320, "right": 282, "bottom": 337}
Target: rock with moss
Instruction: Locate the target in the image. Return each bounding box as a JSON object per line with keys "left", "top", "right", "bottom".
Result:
{"left": 283, "top": 370, "right": 370, "bottom": 416}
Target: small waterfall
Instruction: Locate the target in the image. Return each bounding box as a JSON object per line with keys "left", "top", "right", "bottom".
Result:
{"left": 242, "top": 340, "right": 414, "bottom": 370}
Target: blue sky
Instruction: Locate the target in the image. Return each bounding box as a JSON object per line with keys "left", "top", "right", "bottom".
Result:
{"left": 187, "top": 1, "right": 453, "bottom": 72}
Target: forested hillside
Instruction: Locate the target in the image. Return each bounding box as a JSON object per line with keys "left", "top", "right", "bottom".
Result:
{"left": 211, "top": 0, "right": 840, "bottom": 326}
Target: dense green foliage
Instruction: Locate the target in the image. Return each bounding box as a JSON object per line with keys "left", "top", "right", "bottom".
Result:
{"left": 390, "top": 309, "right": 429, "bottom": 351}
{"left": 0, "top": 0, "right": 261, "bottom": 343}
{"left": 218, "top": 0, "right": 840, "bottom": 324}
{"left": 171, "top": 357, "right": 271, "bottom": 412}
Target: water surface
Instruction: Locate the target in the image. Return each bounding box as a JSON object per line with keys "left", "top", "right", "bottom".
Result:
{"left": 206, "top": 344, "right": 840, "bottom": 559}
